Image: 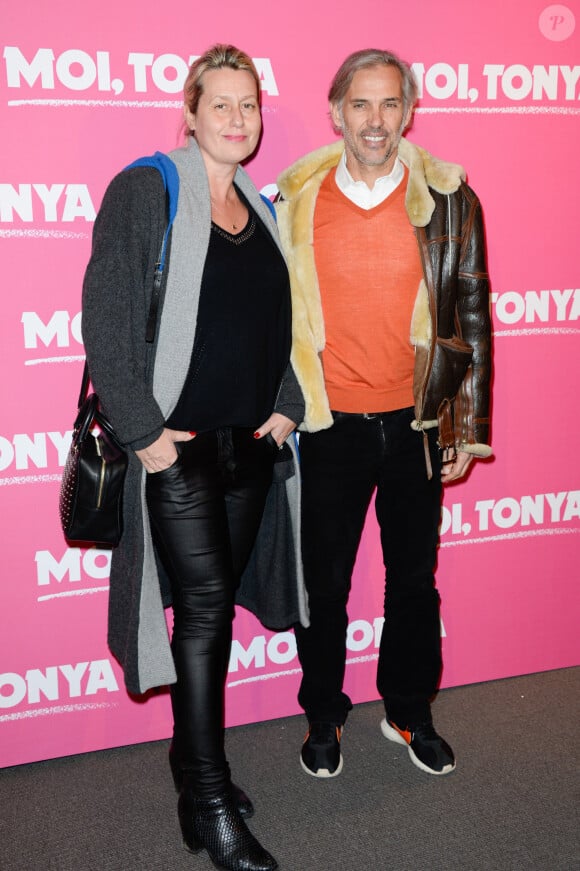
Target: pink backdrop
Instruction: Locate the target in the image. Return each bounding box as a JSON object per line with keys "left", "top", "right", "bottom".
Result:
{"left": 1, "top": 0, "right": 579, "bottom": 767}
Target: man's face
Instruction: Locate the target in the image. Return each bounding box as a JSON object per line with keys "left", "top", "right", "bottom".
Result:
{"left": 330, "top": 64, "right": 412, "bottom": 184}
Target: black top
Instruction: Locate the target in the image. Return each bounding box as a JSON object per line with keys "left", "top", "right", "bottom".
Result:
{"left": 166, "top": 198, "right": 291, "bottom": 432}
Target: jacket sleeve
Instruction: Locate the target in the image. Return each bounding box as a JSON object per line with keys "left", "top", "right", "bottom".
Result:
{"left": 81, "top": 168, "right": 167, "bottom": 449}
{"left": 454, "top": 184, "right": 492, "bottom": 455}
{"left": 274, "top": 362, "right": 305, "bottom": 425}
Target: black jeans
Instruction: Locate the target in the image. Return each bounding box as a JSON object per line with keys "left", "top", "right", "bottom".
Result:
{"left": 146, "top": 427, "right": 275, "bottom": 797}
{"left": 295, "top": 407, "right": 443, "bottom": 728}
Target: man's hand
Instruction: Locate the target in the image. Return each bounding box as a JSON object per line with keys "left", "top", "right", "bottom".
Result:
{"left": 135, "top": 428, "right": 195, "bottom": 473}
{"left": 440, "top": 449, "right": 473, "bottom": 483}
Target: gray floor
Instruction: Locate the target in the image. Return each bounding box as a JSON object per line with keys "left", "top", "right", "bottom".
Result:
{"left": 1, "top": 668, "right": 578, "bottom": 871}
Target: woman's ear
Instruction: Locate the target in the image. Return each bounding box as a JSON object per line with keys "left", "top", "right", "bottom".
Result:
{"left": 183, "top": 105, "right": 195, "bottom": 132}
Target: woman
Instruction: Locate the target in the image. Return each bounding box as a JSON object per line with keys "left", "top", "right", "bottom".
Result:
{"left": 82, "top": 45, "right": 306, "bottom": 871}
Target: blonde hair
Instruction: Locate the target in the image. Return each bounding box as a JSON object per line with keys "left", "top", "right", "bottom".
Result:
{"left": 184, "top": 44, "right": 260, "bottom": 134}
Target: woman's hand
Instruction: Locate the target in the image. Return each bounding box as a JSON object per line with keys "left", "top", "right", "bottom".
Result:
{"left": 254, "top": 413, "right": 296, "bottom": 448}
{"left": 134, "top": 428, "right": 195, "bottom": 473}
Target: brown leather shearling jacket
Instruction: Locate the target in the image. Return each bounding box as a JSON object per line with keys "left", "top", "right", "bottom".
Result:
{"left": 415, "top": 180, "right": 491, "bottom": 453}
{"left": 276, "top": 138, "right": 492, "bottom": 461}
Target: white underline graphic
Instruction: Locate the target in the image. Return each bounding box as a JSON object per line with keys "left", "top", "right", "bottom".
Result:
{"left": 25, "top": 355, "right": 86, "bottom": 365}
{"left": 0, "top": 229, "right": 90, "bottom": 239}
{"left": 227, "top": 654, "right": 378, "bottom": 688}
{"left": 227, "top": 667, "right": 302, "bottom": 688}
{"left": 0, "top": 701, "right": 117, "bottom": 723}
{"left": 345, "top": 653, "right": 379, "bottom": 665}
{"left": 10, "top": 98, "right": 569, "bottom": 114}
{"left": 38, "top": 586, "right": 110, "bottom": 602}
{"left": 8, "top": 98, "right": 182, "bottom": 108}
{"left": 0, "top": 473, "right": 62, "bottom": 486}
{"left": 416, "top": 106, "right": 580, "bottom": 115}
{"left": 493, "top": 327, "right": 580, "bottom": 337}
{"left": 441, "top": 526, "right": 580, "bottom": 547}
{"left": 7, "top": 99, "right": 279, "bottom": 112}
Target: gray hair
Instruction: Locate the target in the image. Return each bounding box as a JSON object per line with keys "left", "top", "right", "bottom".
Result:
{"left": 328, "top": 49, "right": 418, "bottom": 114}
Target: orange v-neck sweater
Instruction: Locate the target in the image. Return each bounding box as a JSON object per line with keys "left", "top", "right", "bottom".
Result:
{"left": 313, "top": 168, "right": 421, "bottom": 413}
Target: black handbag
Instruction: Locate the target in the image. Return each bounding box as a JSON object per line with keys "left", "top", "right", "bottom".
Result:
{"left": 59, "top": 365, "right": 128, "bottom": 547}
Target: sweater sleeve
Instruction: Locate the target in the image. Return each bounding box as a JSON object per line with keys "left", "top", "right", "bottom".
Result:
{"left": 274, "top": 362, "right": 305, "bottom": 426}
{"left": 81, "top": 168, "right": 167, "bottom": 448}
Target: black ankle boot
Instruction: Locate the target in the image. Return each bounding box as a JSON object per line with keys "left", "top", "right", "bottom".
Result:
{"left": 168, "top": 742, "right": 254, "bottom": 818}
{"left": 177, "top": 791, "right": 278, "bottom": 871}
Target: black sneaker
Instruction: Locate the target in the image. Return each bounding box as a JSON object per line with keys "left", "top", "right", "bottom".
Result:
{"left": 381, "top": 718, "right": 456, "bottom": 775}
{"left": 300, "top": 722, "right": 344, "bottom": 778}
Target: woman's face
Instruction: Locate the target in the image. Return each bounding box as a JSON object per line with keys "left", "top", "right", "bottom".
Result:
{"left": 184, "top": 68, "right": 261, "bottom": 172}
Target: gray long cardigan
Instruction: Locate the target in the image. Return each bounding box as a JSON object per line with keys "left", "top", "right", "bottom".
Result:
{"left": 82, "top": 139, "right": 308, "bottom": 695}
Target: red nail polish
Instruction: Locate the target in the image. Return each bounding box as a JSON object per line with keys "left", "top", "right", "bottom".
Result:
{"left": 253, "top": 432, "right": 260, "bottom": 439}
{"left": 189, "top": 431, "right": 197, "bottom": 436}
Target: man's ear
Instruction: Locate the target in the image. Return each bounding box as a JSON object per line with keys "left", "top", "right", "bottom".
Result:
{"left": 329, "top": 101, "right": 342, "bottom": 131}
{"left": 402, "top": 101, "right": 414, "bottom": 133}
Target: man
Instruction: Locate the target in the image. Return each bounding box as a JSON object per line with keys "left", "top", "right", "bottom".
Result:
{"left": 276, "top": 49, "right": 492, "bottom": 778}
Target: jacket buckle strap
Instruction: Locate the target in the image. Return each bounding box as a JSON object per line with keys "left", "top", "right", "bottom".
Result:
{"left": 437, "top": 398, "right": 457, "bottom": 471}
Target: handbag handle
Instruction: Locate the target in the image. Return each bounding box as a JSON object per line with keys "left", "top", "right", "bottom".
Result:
{"left": 77, "top": 362, "right": 92, "bottom": 410}
{"left": 145, "top": 248, "right": 166, "bottom": 343}
{"left": 73, "top": 391, "right": 98, "bottom": 438}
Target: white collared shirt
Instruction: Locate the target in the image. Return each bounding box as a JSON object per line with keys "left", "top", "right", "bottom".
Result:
{"left": 334, "top": 152, "right": 404, "bottom": 210}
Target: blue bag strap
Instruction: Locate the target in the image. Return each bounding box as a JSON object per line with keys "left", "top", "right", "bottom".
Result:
{"left": 124, "top": 152, "right": 180, "bottom": 342}
{"left": 260, "top": 193, "right": 276, "bottom": 221}
{"left": 125, "top": 152, "right": 179, "bottom": 274}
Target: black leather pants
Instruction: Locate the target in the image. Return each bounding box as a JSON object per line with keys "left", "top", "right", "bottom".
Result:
{"left": 146, "top": 427, "right": 274, "bottom": 798}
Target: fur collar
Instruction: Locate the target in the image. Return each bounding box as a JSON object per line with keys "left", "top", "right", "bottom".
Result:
{"left": 277, "top": 138, "right": 465, "bottom": 228}
{"left": 276, "top": 138, "right": 465, "bottom": 432}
